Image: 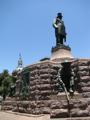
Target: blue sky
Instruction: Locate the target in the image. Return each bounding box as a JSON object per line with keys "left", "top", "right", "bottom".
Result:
{"left": 0, "top": 0, "right": 90, "bottom": 72}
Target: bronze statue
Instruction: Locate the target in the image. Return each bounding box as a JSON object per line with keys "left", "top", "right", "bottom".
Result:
{"left": 53, "top": 13, "right": 66, "bottom": 46}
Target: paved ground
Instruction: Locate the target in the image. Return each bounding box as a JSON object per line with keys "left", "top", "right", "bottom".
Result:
{"left": 0, "top": 111, "right": 50, "bottom": 120}
{"left": 1, "top": 105, "right": 90, "bottom": 120}
{"left": 1, "top": 111, "right": 90, "bottom": 120}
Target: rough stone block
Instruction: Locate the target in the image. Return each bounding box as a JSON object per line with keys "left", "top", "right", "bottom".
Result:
{"left": 78, "top": 66, "right": 89, "bottom": 71}
{"left": 40, "top": 79, "right": 51, "bottom": 84}
{"left": 82, "top": 92, "right": 90, "bottom": 98}
{"left": 40, "top": 90, "right": 51, "bottom": 95}
{"left": 81, "top": 87, "right": 90, "bottom": 92}
{"left": 40, "top": 74, "right": 50, "bottom": 79}
{"left": 41, "top": 107, "right": 50, "bottom": 114}
{"left": 71, "top": 109, "right": 89, "bottom": 117}
{"left": 39, "top": 68, "right": 50, "bottom": 74}
{"left": 71, "top": 60, "right": 78, "bottom": 68}
{"left": 50, "top": 69, "right": 57, "bottom": 75}
{"left": 86, "top": 105, "right": 90, "bottom": 116}
{"left": 38, "top": 84, "right": 51, "bottom": 90}
{"left": 27, "top": 108, "right": 32, "bottom": 114}
{"left": 71, "top": 108, "right": 80, "bottom": 117}
{"left": 78, "top": 60, "right": 89, "bottom": 66}
{"left": 80, "top": 76, "right": 90, "bottom": 82}
{"left": 50, "top": 109, "right": 68, "bottom": 118}
{"left": 30, "top": 77, "right": 35, "bottom": 80}
{"left": 40, "top": 64, "right": 50, "bottom": 69}
{"left": 50, "top": 101, "right": 62, "bottom": 109}
{"left": 77, "top": 110, "right": 89, "bottom": 117}
{"left": 77, "top": 71, "right": 89, "bottom": 76}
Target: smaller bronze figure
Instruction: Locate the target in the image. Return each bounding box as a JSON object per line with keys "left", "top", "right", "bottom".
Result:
{"left": 53, "top": 13, "right": 66, "bottom": 46}
{"left": 69, "top": 69, "right": 75, "bottom": 95}
{"left": 57, "top": 64, "right": 70, "bottom": 102}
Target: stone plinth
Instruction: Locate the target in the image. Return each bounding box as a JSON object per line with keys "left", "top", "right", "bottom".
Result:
{"left": 51, "top": 45, "right": 73, "bottom": 61}
{"left": 50, "top": 92, "right": 82, "bottom": 101}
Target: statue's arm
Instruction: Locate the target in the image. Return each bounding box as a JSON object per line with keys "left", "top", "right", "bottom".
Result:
{"left": 52, "top": 18, "right": 58, "bottom": 28}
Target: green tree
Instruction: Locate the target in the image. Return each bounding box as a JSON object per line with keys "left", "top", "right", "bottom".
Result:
{"left": 0, "top": 70, "right": 9, "bottom": 86}
{"left": 0, "top": 69, "right": 16, "bottom": 99}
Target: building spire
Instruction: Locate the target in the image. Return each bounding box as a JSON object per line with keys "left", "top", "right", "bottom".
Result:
{"left": 17, "top": 53, "right": 23, "bottom": 71}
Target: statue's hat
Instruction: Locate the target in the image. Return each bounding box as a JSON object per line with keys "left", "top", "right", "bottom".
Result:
{"left": 57, "top": 13, "right": 63, "bottom": 17}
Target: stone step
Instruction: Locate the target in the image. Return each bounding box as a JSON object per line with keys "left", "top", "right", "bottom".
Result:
{"left": 51, "top": 117, "right": 90, "bottom": 120}
{"left": 50, "top": 92, "right": 82, "bottom": 100}
{"left": 50, "top": 109, "right": 69, "bottom": 118}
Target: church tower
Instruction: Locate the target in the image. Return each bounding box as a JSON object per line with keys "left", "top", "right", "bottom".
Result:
{"left": 16, "top": 53, "right": 23, "bottom": 71}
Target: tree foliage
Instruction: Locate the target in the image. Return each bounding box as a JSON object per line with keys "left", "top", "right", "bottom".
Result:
{"left": 0, "top": 69, "right": 17, "bottom": 100}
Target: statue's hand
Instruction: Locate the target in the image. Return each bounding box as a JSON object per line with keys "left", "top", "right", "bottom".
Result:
{"left": 53, "top": 23, "right": 58, "bottom": 28}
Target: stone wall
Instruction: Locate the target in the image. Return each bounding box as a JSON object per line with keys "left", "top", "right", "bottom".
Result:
{"left": 50, "top": 98, "right": 90, "bottom": 118}
{"left": 2, "top": 59, "right": 90, "bottom": 119}
{"left": 50, "top": 59, "right": 90, "bottom": 118}
{"left": 29, "top": 61, "right": 59, "bottom": 101}
{"left": 10, "top": 61, "right": 60, "bottom": 114}
{"left": 71, "top": 59, "right": 90, "bottom": 96}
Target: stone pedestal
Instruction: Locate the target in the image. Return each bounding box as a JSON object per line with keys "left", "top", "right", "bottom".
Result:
{"left": 51, "top": 45, "right": 73, "bottom": 62}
